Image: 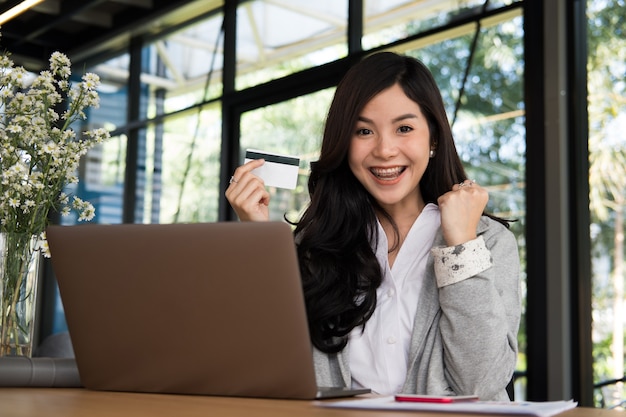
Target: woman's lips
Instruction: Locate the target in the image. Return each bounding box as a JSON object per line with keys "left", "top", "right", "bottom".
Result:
{"left": 370, "top": 166, "right": 406, "bottom": 180}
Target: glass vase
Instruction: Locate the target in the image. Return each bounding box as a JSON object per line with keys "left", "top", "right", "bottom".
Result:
{"left": 0, "top": 233, "right": 41, "bottom": 357}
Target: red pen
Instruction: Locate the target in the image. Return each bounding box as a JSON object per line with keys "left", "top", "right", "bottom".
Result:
{"left": 394, "top": 394, "right": 479, "bottom": 403}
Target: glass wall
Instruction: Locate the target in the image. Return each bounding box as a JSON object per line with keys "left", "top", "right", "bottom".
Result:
{"left": 236, "top": 0, "right": 349, "bottom": 90}
{"left": 146, "top": 12, "right": 225, "bottom": 115}
{"left": 157, "top": 105, "right": 222, "bottom": 224}
{"left": 363, "top": 0, "right": 516, "bottom": 50}
{"left": 240, "top": 88, "right": 335, "bottom": 221}
{"left": 79, "top": 11, "right": 226, "bottom": 226}
{"left": 587, "top": 0, "right": 626, "bottom": 409}
{"left": 76, "top": 4, "right": 527, "bottom": 229}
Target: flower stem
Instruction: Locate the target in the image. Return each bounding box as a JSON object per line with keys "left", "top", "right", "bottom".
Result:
{"left": 1, "top": 233, "right": 37, "bottom": 356}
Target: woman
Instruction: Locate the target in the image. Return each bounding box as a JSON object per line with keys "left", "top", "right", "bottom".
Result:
{"left": 226, "top": 52, "right": 521, "bottom": 401}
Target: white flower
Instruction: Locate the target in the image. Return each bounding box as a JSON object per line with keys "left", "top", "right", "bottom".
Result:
{"left": 42, "top": 141, "right": 58, "bottom": 155}
{"left": 71, "top": 197, "right": 96, "bottom": 222}
{"left": 37, "top": 232, "right": 51, "bottom": 258}
{"left": 7, "top": 124, "right": 22, "bottom": 134}
{"left": 1, "top": 45, "right": 107, "bottom": 245}
{"left": 0, "top": 55, "right": 12, "bottom": 68}
{"left": 21, "top": 199, "right": 35, "bottom": 213}
{"left": 78, "top": 207, "right": 95, "bottom": 222}
{"left": 9, "top": 67, "right": 27, "bottom": 88}
{"left": 49, "top": 52, "right": 71, "bottom": 79}
{"left": 82, "top": 73, "right": 100, "bottom": 90}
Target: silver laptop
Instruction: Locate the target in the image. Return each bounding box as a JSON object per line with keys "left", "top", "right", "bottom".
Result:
{"left": 46, "top": 221, "right": 369, "bottom": 400}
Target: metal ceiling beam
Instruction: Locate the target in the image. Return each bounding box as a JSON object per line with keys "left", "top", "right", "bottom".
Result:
{"left": 16, "top": 0, "right": 108, "bottom": 45}
{"left": 109, "top": 0, "right": 152, "bottom": 7}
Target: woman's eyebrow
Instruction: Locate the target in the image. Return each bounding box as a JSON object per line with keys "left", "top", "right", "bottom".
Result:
{"left": 357, "top": 113, "right": 418, "bottom": 124}
{"left": 392, "top": 113, "right": 419, "bottom": 123}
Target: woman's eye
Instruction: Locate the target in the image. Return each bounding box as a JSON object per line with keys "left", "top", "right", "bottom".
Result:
{"left": 356, "top": 128, "right": 372, "bottom": 136}
{"left": 398, "top": 125, "right": 413, "bottom": 133}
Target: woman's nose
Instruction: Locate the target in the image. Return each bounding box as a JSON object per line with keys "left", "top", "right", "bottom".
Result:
{"left": 373, "top": 133, "right": 397, "bottom": 158}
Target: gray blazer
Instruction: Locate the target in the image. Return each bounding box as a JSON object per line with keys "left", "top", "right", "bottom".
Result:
{"left": 312, "top": 216, "right": 521, "bottom": 401}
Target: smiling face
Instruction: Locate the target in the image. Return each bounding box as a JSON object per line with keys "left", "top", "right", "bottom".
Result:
{"left": 348, "top": 83, "right": 432, "bottom": 215}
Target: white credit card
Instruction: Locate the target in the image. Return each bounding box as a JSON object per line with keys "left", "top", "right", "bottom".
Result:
{"left": 244, "top": 149, "right": 300, "bottom": 190}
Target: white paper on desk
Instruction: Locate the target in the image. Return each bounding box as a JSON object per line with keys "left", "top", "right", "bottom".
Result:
{"left": 244, "top": 149, "right": 300, "bottom": 190}
{"left": 317, "top": 396, "right": 578, "bottom": 417}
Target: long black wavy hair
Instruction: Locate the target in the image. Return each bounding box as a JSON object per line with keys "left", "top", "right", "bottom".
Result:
{"left": 293, "top": 52, "right": 500, "bottom": 354}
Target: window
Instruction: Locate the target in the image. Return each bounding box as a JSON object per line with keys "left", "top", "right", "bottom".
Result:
{"left": 236, "top": 0, "right": 349, "bottom": 90}
{"left": 363, "top": 0, "right": 517, "bottom": 50}
{"left": 240, "top": 88, "right": 335, "bottom": 221}
{"left": 158, "top": 106, "right": 222, "bottom": 223}
{"left": 587, "top": 0, "right": 626, "bottom": 408}
{"left": 144, "top": 12, "right": 225, "bottom": 115}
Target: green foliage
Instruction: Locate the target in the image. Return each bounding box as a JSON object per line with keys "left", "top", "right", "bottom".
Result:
{"left": 587, "top": 0, "right": 626, "bottom": 393}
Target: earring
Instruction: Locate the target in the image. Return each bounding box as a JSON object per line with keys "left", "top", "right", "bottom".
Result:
{"left": 429, "top": 149, "right": 436, "bottom": 158}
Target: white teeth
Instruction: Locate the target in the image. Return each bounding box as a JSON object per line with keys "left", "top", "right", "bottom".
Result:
{"left": 371, "top": 167, "right": 404, "bottom": 179}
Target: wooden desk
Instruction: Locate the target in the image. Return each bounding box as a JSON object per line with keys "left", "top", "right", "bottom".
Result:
{"left": 0, "top": 388, "right": 621, "bottom": 417}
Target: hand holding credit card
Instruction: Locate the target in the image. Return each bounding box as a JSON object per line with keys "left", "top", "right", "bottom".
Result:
{"left": 244, "top": 149, "right": 300, "bottom": 190}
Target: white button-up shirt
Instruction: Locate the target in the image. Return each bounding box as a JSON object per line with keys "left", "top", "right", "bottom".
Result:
{"left": 349, "top": 203, "right": 440, "bottom": 395}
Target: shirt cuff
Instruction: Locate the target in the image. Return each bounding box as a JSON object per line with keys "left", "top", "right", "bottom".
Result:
{"left": 431, "top": 235, "right": 492, "bottom": 288}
